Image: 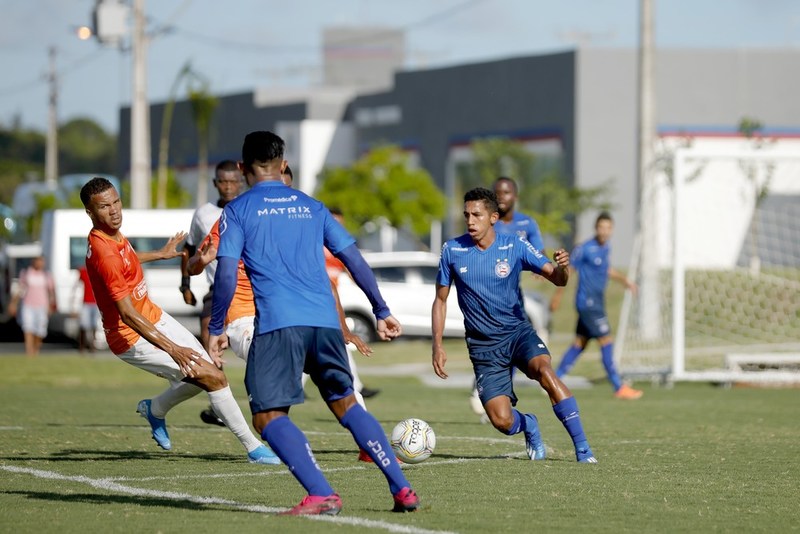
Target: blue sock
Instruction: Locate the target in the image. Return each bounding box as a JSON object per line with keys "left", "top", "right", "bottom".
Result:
{"left": 261, "top": 416, "right": 334, "bottom": 497}
{"left": 600, "top": 343, "right": 622, "bottom": 390}
{"left": 556, "top": 345, "right": 583, "bottom": 377}
{"left": 501, "top": 409, "right": 525, "bottom": 435}
{"left": 340, "top": 404, "right": 410, "bottom": 495}
{"left": 552, "top": 397, "right": 589, "bottom": 449}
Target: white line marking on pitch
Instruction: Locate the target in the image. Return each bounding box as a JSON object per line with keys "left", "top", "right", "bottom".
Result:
{"left": 1, "top": 465, "right": 456, "bottom": 534}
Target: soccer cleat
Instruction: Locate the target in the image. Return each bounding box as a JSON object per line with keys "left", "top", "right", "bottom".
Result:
{"left": 199, "top": 406, "right": 226, "bottom": 427}
{"left": 358, "top": 448, "right": 374, "bottom": 463}
{"left": 614, "top": 384, "right": 644, "bottom": 400}
{"left": 247, "top": 444, "right": 281, "bottom": 465}
{"left": 576, "top": 444, "right": 598, "bottom": 463}
{"left": 136, "top": 399, "right": 171, "bottom": 450}
{"left": 392, "top": 487, "right": 420, "bottom": 513}
{"left": 279, "top": 494, "right": 342, "bottom": 516}
{"left": 469, "top": 393, "right": 486, "bottom": 416}
{"left": 523, "top": 414, "right": 546, "bottom": 460}
{"left": 359, "top": 387, "right": 381, "bottom": 399}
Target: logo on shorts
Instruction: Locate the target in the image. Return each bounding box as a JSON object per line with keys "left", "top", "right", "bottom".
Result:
{"left": 495, "top": 259, "right": 511, "bottom": 278}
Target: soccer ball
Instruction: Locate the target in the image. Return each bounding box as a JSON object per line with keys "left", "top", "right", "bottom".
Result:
{"left": 390, "top": 418, "right": 436, "bottom": 464}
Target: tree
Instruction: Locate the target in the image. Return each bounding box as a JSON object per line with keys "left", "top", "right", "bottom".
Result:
{"left": 315, "top": 145, "right": 446, "bottom": 237}
{"left": 737, "top": 117, "right": 775, "bottom": 275}
{"left": 456, "top": 138, "right": 612, "bottom": 242}
{"left": 188, "top": 84, "right": 218, "bottom": 208}
{"left": 58, "top": 118, "right": 116, "bottom": 174}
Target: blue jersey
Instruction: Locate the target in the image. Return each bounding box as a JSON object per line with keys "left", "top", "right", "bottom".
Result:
{"left": 216, "top": 181, "right": 355, "bottom": 334}
{"left": 437, "top": 232, "right": 551, "bottom": 350}
{"left": 494, "top": 212, "right": 545, "bottom": 252}
{"left": 572, "top": 237, "right": 610, "bottom": 312}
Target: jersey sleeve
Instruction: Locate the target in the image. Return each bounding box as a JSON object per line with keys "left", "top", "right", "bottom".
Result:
{"left": 436, "top": 243, "right": 452, "bottom": 287}
{"left": 519, "top": 236, "right": 550, "bottom": 274}
{"left": 527, "top": 218, "right": 545, "bottom": 252}
{"left": 571, "top": 243, "right": 584, "bottom": 268}
{"left": 216, "top": 206, "right": 244, "bottom": 260}
{"left": 322, "top": 208, "right": 356, "bottom": 254}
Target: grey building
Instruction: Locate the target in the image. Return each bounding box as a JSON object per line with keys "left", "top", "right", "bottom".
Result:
{"left": 119, "top": 47, "right": 800, "bottom": 265}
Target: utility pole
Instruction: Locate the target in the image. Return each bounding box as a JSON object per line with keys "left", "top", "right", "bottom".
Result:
{"left": 637, "top": 0, "right": 660, "bottom": 339}
{"left": 129, "top": 0, "right": 151, "bottom": 209}
{"left": 45, "top": 46, "right": 58, "bottom": 189}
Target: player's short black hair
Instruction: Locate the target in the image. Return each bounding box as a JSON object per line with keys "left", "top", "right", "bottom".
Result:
{"left": 80, "top": 177, "right": 115, "bottom": 208}
{"left": 242, "top": 131, "right": 285, "bottom": 167}
{"left": 215, "top": 160, "right": 238, "bottom": 174}
{"left": 494, "top": 176, "right": 518, "bottom": 194}
{"left": 329, "top": 206, "right": 343, "bottom": 217}
{"left": 596, "top": 211, "right": 613, "bottom": 225}
{"left": 464, "top": 187, "right": 499, "bottom": 214}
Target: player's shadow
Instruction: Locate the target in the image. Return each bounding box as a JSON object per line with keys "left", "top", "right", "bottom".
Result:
{"left": 0, "top": 449, "right": 244, "bottom": 463}
{"left": 1, "top": 490, "right": 244, "bottom": 513}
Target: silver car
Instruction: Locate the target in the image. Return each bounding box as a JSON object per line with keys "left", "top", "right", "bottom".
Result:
{"left": 336, "top": 251, "right": 550, "bottom": 343}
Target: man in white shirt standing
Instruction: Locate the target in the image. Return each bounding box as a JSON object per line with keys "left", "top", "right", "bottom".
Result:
{"left": 179, "top": 160, "right": 243, "bottom": 426}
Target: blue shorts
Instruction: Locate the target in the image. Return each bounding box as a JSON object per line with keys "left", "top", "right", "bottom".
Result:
{"left": 470, "top": 325, "right": 550, "bottom": 407}
{"left": 244, "top": 326, "right": 354, "bottom": 413}
{"left": 576, "top": 308, "right": 611, "bottom": 339}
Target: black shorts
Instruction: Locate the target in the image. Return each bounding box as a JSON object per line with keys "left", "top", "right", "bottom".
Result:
{"left": 200, "top": 287, "right": 214, "bottom": 319}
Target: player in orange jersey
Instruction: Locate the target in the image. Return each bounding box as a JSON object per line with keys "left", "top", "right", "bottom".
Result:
{"left": 78, "top": 177, "right": 279, "bottom": 464}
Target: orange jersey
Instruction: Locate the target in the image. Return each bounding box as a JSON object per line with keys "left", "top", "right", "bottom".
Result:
{"left": 324, "top": 247, "right": 346, "bottom": 287}
{"left": 204, "top": 220, "right": 255, "bottom": 325}
{"left": 85, "top": 229, "right": 162, "bottom": 354}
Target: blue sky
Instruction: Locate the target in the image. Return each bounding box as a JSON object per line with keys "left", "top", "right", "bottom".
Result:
{"left": 0, "top": 0, "right": 798, "bottom": 133}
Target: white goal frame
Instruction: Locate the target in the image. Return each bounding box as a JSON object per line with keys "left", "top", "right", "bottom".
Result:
{"left": 669, "top": 145, "right": 800, "bottom": 384}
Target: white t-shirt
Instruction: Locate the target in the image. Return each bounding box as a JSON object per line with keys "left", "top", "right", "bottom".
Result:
{"left": 188, "top": 202, "right": 223, "bottom": 285}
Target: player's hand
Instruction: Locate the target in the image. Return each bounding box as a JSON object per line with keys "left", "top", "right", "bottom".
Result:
{"left": 159, "top": 231, "right": 188, "bottom": 260}
{"left": 627, "top": 279, "right": 639, "bottom": 296}
{"left": 207, "top": 333, "right": 229, "bottom": 366}
{"left": 181, "top": 288, "right": 197, "bottom": 306}
{"left": 432, "top": 345, "right": 448, "bottom": 379}
{"left": 171, "top": 346, "right": 206, "bottom": 378}
{"left": 345, "top": 331, "right": 373, "bottom": 357}
{"left": 197, "top": 240, "right": 218, "bottom": 265}
{"left": 376, "top": 315, "right": 402, "bottom": 341}
{"left": 553, "top": 248, "right": 570, "bottom": 268}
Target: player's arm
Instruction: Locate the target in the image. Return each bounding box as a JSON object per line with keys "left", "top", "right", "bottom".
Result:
{"left": 137, "top": 231, "right": 188, "bottom": 264}
{"left": 549, "top": 265, "right": 576, "bottom": 312}
{"left": 331, "top": 279, "right": 372, "bottom": 357}
{"left": 187, "top": 235, "right": 217, "bottom": 276}
{"left": 336, "top": 243, "right": 402, "bottom": 341}
{"left": 114, "top": 295, "right": 202, "bottom": 377}
{"left": 179, "top": 242, "right": 198, "bottom": 306}
{"left": 609, "top": 267, "right": 638, "bottom": 295}
{"left": 431, "top": 283, "right": 450, "bottom": 379}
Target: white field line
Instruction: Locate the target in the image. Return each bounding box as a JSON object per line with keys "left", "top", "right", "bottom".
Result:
{"left": 1, "top": 465, "right": 458, "bottom": 534}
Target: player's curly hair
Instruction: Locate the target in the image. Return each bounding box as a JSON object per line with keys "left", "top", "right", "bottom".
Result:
{"left": 79, "top": 177, "right": 115, "bottom": 208}
{"left": 464, "top": 187, "right": 499, "bottom": 214}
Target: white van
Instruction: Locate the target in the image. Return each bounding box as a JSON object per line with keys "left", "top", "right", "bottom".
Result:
{"left": 40, "top": 209, "right": 210, "bottom": 340}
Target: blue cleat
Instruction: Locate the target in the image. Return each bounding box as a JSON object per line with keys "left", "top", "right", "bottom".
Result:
{"left": 247, "top": 444, "right": 281, "bottom": 465}
{"left": 523, "top": 414, "right": 547, "bottom": 460}
{"left": 136, "top": 399, "right": 171, "bottom": 450}
{"left": 576, "top": 442, "right": 598, "bottom": 463}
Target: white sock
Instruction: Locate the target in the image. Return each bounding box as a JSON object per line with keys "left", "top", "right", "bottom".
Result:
{"left": 151, "top": 382, "right": 203, "bottom": 418}
{"left": 207, "top": 386, "right": 262, "bottom": 453}
{"left": 347, "top": 345, "right": 365, "bottom": 392}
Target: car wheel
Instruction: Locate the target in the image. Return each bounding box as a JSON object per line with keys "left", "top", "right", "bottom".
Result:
{"left": 346, "top": 312, "right": 376, "bottom": 343}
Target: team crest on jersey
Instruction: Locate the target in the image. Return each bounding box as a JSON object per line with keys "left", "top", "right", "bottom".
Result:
{"left": 495, "top": 259, "right": 511, "bottom": 278}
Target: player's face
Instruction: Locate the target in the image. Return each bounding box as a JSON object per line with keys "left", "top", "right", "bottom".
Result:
{"left": 494, "top": 180, "right": 516, "bottom": 216}
{"left": 213, "top": 170, "right": 243, "bottom": 203}
{"left": 464, "top": 200, "right": 498, "bottom": 243}
{"left": 86, "top": 187, "right": 123, "bottom": 233}
{"left": 596, "top": 219, "right": 613, "bottom": 244}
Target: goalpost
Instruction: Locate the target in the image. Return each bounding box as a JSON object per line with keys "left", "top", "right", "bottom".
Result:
{"left": 617, "top": 143, "right": 800, "bottom": 384}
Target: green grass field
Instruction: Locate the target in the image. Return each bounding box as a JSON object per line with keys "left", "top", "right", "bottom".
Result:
{"left": 1, "top": 341, "right": 799, "bottom": 533}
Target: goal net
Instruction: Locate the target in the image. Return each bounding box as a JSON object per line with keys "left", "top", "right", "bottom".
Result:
{"left": 617, "top": 143, "right": 800, "bottom": 384}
